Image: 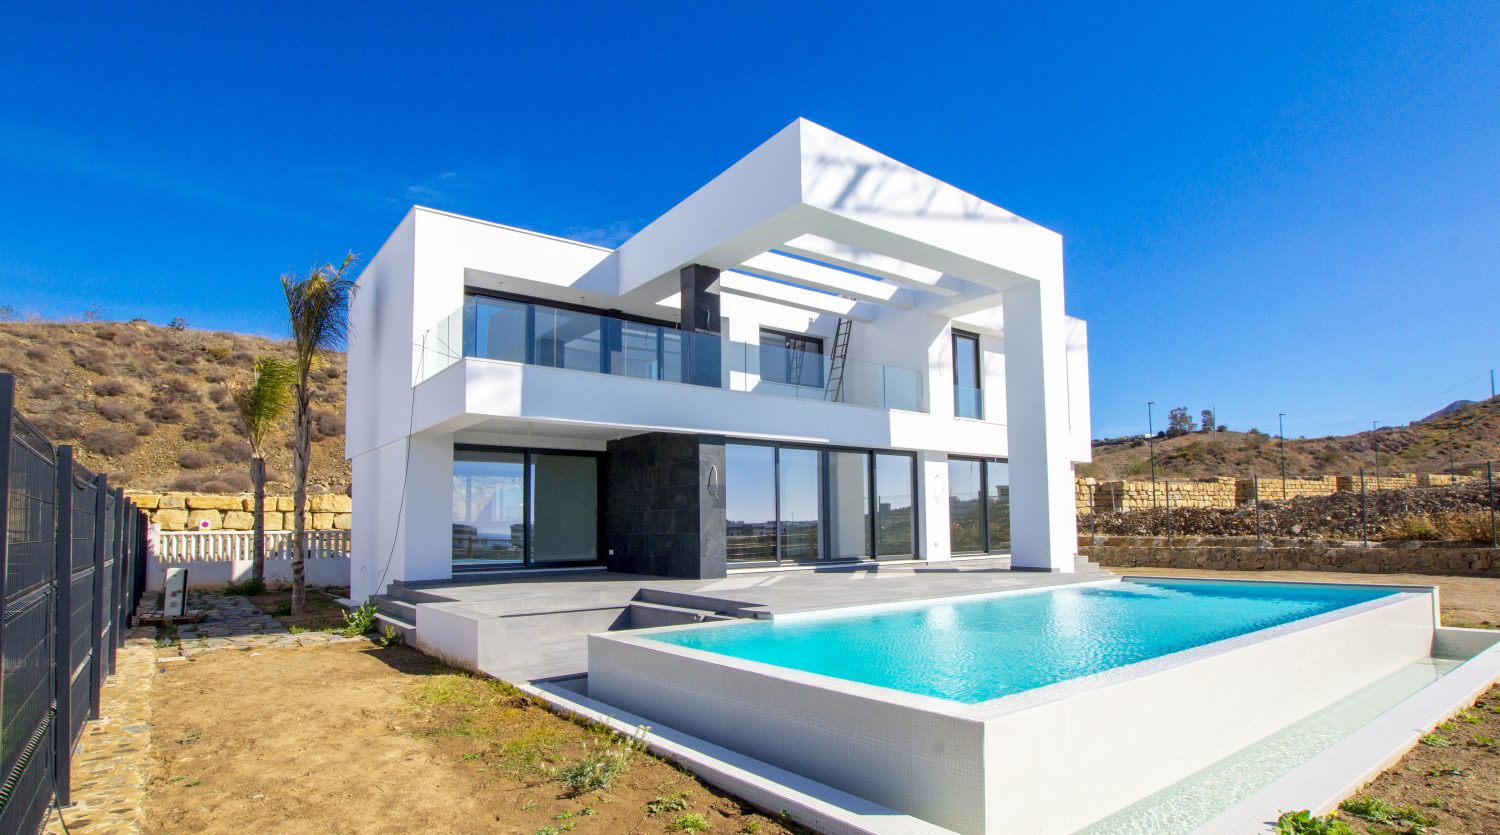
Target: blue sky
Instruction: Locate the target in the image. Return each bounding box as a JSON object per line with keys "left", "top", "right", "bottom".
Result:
{"left": 1, "top": 2, "right": 1496, "bottom": 440}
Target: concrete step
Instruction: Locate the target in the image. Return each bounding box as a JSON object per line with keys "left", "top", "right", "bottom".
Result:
{"left": 626, "top": 601, "right": 734, "bottom": 629}
{"left": 373, "top": 594, "right": 417, "bottom": 622}
{"left": 634, "top": 587, "right": 756, "bottom": 618}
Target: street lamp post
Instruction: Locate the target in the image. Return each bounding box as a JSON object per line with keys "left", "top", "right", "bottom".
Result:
{"left": 1148, "top": 401, "right": 1158, "bottom": 509}
{"left": 1372, "top": 420, "right": 1380, "bottom": 490}
{"left": 1278, "top": 413, "right": 1287, "bottom": 500}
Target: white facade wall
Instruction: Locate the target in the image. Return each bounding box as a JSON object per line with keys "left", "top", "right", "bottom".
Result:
{"left": 347, "top": 120, "right": 1094, "bottom": 596}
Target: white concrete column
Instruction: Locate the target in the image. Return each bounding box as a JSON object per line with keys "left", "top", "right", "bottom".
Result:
{"left": 1001, "top": 279, "right": 1077, "bottom": 572}
{"left": 918, "top": 451, "right": 951, "bottom": 561}
{"left": 350, "top": 433, "right": 455, "bottom": 601}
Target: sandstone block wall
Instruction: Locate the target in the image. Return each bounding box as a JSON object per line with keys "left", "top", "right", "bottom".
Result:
{"left": 1077, "top": 470, "right": 1486, "bottom": 516}
{"left": 1080, "top": 535, "right": 1497, "bottom": 575}
{"left": 1233, "top": 476, "right": 1340, "bottom": 504}
{"left": 125, "top": 492, "right": 352, "bottom": 531}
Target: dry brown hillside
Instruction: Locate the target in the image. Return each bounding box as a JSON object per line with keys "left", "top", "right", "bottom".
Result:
{"left": 0, "top": 321, "right": 349, "bottom": 493}
{"left": 1084, "top": 397, "right": 1500, "bottom": 480}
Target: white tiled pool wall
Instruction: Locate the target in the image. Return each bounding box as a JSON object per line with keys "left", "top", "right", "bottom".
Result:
{"left": 589, "top": 587, "right": 1440, "bottom": 835}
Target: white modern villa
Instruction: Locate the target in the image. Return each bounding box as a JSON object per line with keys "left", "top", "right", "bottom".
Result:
{"left": 347, "top": 118, "right": 1091, "bottom": 601}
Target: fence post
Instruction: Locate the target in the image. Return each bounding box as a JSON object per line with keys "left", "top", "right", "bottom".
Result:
{"left": 1359, "top": 467, "right": 1368, "bottom": 548}
{"left": 1489, "top": 461, "right": 1496, "bottom": 550}
{"left": 52, "top": 445, "right": 75, "bottom": 807}
{"left": 1165, "top": 480, "right": 1172, "bottom": 546}
{"left": 89, "top": 473, "right": 108, "bottom": 719}
{"left": 0, "top": 374, "right": 13, "bottom": 695}
{"left": 109, "top": 487, "right": 124, "bottom": 668}
{"left": 1253, "top": 475, "right": 1261, "bottom": 552}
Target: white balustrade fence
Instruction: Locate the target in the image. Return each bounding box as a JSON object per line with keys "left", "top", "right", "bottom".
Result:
{"left": 154, "top": 529, "right": 350, "bottom": 563}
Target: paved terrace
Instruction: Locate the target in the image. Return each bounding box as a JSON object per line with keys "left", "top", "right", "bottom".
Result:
{"left": 378, "top": 557, "right": 1111, "bottom": 681}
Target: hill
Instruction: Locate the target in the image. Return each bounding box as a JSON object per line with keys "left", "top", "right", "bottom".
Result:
{"left": 0, "top": 321, "right": 349, "bottom": 493}
{"left": 1083, "top": 398, "right": 1500, "bottom": 481}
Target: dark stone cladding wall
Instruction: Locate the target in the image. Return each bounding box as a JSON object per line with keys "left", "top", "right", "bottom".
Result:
{"left": 604, "top": 432, "right": 727, "bottom": 579}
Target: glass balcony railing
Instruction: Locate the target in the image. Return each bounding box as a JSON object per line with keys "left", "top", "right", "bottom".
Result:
{"left": 954, "top": 384, "right": 984, "bottom": 419}
{"left": 418, "top": 295, "right": 929, "bottom": 413}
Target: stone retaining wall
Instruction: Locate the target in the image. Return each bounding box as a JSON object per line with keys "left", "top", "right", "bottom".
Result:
{"left": 1080, "top": 535, "right": 1498, "bottom": 575}
{"left": 1076, "top": 471, "right": 1486, "bottom": 516}
{"left": 124, "top": 492, "right": 352, "bottom": 531}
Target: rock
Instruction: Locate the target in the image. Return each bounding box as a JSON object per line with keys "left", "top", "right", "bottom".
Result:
{"left": 221, "top": 510, "right": 254, "bottom": 531}
{"left": 154, "top": 509, "right": 188, "bottom": 530}
{"left": 186, "top": 509, "right": 220, "bottom": 530}
{"left": 186, "top": 495, "right": 243, "bottom": 511}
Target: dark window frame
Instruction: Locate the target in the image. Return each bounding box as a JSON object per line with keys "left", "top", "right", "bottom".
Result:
{"left": 758, "top": 327, "right": 826, "bottom": 388}
{"left": 951, "top": 329, "right": 983, "bottom": 419}
{"left": 947, "top": 455, "right": 1009, "bottom": 555}
{"left": 453, "top": 443, "right": 606, "bottom": 570}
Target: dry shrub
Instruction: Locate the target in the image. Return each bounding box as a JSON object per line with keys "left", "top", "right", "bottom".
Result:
{"left": 71, "top": 349, "right": 112, "bottom": 375}
{"left": 83, "top": 426, "right": 139, "bottom": 456}
{"left": 171, "top": 353, "right": 198, "bottom": 368}
{"left": 182, "top": 416, "right": 220, "bottom": 442}
{"left": 31, "top": 411, "right": 82, "bottom": 441}
{"left": 146, "top": 401, "right": 183, "bottom": 423}
{"left": 133, "top": 419, "right": 155, "bottom": 437}
{"left": 32, "top": 380, "right": 66, "bottom": 399}
{"left": 162, "top": 376, "right": 197, "bottom": 396}
{"left": 92, "top": 379, "right": 127, "bottom": 397}
{"left": 25, "top": 346, "right": 48, "bottom": 362}
{"left": 207, "top": 386, "right": 230, "bottom": 403}
{"left": 95, "top": 398, "right": 135, "bottom": 422}
{"left": 178, "top": 450, "right": 215, "bottom": 469}
{"left": 204, "top": 370, "right": 228, "bottom": 384}
{"left": 212, "top": 439, "right": 251, "bottom": 462}
{"left": 206, "top": 345, "right": 230, "bottom": 362}
{"left": 1386, "top": 511, "right": 1494, "bottom": 543}
{"left": 173, "top": 470, "right": 251, "bottom": 493}
{"left": 229, "top": 351, "right": 253, "bottom": 365}
{"left": 309, "top": 408, "right": 344, "bottom": 441}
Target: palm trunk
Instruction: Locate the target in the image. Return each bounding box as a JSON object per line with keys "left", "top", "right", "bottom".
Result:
{"left": 250, "top": 457, "right": 267, "bottom": 584}
{"left": 291, "top": 377, "right": 311, "bottom": 614}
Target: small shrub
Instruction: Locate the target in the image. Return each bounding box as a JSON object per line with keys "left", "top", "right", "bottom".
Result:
{"left": 168, "top": 317, "right": 188, "bottom": 331}
{"left": 95, "top": 398, "right": 135, "bottom": 422}
{"left": 223, "top": 577, "right": 265, "bottom": 596}
{"left": 147, "top": 401, "right": 184, "bottom": 423}
{"left": 92, "top": 379, "right": 127, "bottom": 397}
{"left": 206, "top": 345, "right": 230, "bottom": 362}
{"left": 207, "top": 385, "right": 230, "bottom": 403}
{"left": 203, "top": 370, "right": 228, "bottom": 384}
{"left": 229, "top": 351, "right": 254, "bottom": 365}
{"left": 377, "top": 625, "right": 403, "bottom": 647}
{"left": 557, "top": 726, "right": 649, "bottom": 796}
{"left": 163, "top": 376, "right": 197, "bottom": 396}
{"left": 134, "top": 419, "right": 156, "bottom": 437}
{"left": 309, "top": 407, "right": 344, "bottom": 441}
{"left": 271, "top": 601, "right": 292, "bottom": 616}
{"left": 31, "top": 380, "right": 66, "bottom": 399}
{"left": 178, "top": 450, "right": 215, "bottom": 469}
{"left": 72, "top": 349, "right": 111, "bottom": 374}
{"left": 340, "top": 601, "right": 378, "bottom": 636}
{"left": 182, "top": 416, "right": 220, "bottom": 442}
{"left": 670, "top": 814, "right": 709, "bottom": 833}
{"left": 84, "top": 426, "right": 139, "bottom": 456}
{"left": 647, "top": 794, "right": 691, "bottom": 815}
{"left": 33, "top": 411, "right": 83, "bottom": 441}
{"left": 1419, "top": 732, "right": 1454, "bottom": 747}
{"left": 212, "top": 439, "right": 251, "bottom": 462}
{"left": 25, "top": 346, "right": 48, "bottom": 362}
{"left": 1273, "top": 810, "right": 1353, "bottom": 835}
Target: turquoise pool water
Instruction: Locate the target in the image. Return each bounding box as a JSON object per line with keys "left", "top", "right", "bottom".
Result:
{"left": 645, "top": 580, "right": 1404, "bottom": 703}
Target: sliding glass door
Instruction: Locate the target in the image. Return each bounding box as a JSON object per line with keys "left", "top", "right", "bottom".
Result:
{"left": 453, "top": 447, "right": 599, "bottom": 569}
{"left": 947, "top": 456, "right": 1010, "bottom": 555}
{"left": 726, "top": 443, "right": 916, "bottom": 564}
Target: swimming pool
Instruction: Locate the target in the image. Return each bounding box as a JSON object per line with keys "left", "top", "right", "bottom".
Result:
{"left": 645, "top": 579, "right": 1401, "bottom": 703}
{"left": 589, "top": 577, "right": 1440, "bottom": 834}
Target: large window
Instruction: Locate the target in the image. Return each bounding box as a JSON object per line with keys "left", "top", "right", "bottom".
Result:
{"left": 726, "top": 443, "right": 916, "bottom": 563}
{"left": 452, "top": 447, "right": 599, "bottom": 569}
{"left": 759, "top": 329, "right": 824, "bottom": 388}
{"left": 947, "top": 457, "right": 1009, "bottom": 554}
{"left": 952, "top": 330, "right": 982, "bottom": 419}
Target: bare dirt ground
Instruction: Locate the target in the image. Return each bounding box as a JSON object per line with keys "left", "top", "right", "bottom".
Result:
{"left": 1113, "top": 566, "right": 1500, "bottom": 628}
{"left": 144, "top": 641, "right": 798, "bottom": 835}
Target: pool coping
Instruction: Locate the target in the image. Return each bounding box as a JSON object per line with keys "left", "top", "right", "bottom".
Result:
{"left": 595, "top": 575, "right": 1441, "bottom": 721}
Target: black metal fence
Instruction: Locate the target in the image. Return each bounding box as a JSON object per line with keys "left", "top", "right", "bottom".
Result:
{"left": 0, "top": 373, "right": 148, "bottom": 835}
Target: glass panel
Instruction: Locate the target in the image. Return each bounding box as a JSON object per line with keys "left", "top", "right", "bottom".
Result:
{"left": 531, "top": 454, "right": 598, "bottom": 563}
{"left": 828, "top": 451, "right": 871, "bottom": 559}
{"left": 948, "top": 458, "right": 985, "bottom": 554}
{"left": 452, "top": 450, "right": 525, "bottom": 565}
{"left": 552, "top": 308, "right": 603, "bottom": 372}
{"left": 953, "top": 332, "right": 983, "bottom": 419}
{"left": 661, "top": 330, "right": 684, "bottom": 383}
{"left": 778, "top": 447, "right": 822, "bottom": 561}
{"left": 617, "top": 321, "right": 662, "bottom": 380}
{"left": 875, "top": 453, "right": 915, "bottom": 557}
{"left": 986, "top": 460, "right": 1010, "bottom": 553}
{"left": 467, "top": 297, "right": 528, "bottom": 363}
{"left": 725, "top": 444, "right": 777, "bottom": 562}
{"left": 759, "top": 332, "right": 825, "bottom": 388}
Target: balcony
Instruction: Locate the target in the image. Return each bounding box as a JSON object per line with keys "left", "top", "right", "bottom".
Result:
{"left": 420, "top": 295, "right": 927, "bottom": 413}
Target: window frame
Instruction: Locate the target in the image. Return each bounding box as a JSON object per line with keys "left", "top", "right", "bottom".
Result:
{"left": 452, "top": 444, "right": 606, "bottom": 570}
{"left": 758, "top": 327, "right": 826, "bottom": 388}
{"left": 947, "top": 455, "right": 1010, "bottom": 555}
{"left": 951, "top": 328, "right": 983, "bottom": 419}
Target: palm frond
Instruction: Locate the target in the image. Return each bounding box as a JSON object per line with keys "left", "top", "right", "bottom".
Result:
{"left": 234, "top": 355, "right": 296, "bottom": 456}
{"left": 283, "top": 252, "right": 359, "bottom": 364}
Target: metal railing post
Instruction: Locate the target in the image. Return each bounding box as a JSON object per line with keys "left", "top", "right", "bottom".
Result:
{"left": 52, "top": 445, "right": 75, "bottom": 807}
{"left": 89, "top": 473, "right": 108, "bottom": 718}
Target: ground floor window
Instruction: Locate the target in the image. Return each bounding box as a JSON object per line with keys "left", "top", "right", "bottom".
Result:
{"left": 948, "top": 457, "right": 1009, "bottom": 554}
{"left": 452, "top": 446, "right": 599, "bottom": 569}
{"left": 725, "top": 442, "right": 915, "bottom": 563}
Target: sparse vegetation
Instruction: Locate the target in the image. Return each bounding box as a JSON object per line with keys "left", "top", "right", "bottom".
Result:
{"left": 557, "top": 726, "right": 650, "bottom": 796}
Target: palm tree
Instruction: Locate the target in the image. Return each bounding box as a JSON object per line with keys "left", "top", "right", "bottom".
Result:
{"left": 234, "top": 355, "right": 295, "bottom": 588}
{"left": 282, "top": 252, "right": 358, "bottom": 614}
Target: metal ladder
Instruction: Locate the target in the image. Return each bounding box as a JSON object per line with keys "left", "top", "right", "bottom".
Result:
{"left": 824, "top": 318, "right": 852, "bottom": 402}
